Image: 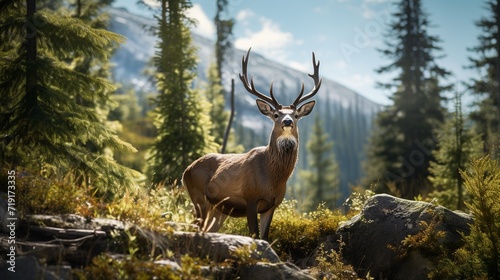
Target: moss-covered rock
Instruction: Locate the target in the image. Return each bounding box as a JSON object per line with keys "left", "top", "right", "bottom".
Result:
{"left": 327, "top": 194, "right": 473, "bottom": 279}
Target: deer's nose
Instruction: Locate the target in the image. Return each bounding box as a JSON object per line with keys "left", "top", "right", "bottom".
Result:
{"left": 282, "top": 116, "right": 293, "bottom": 127}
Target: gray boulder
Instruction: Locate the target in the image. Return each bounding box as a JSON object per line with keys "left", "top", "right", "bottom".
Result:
{"left": 329, "top": 194, "right": 473, "bottom": 280}
{"left": 173, "top": 231, "right": 281, "bottom": 263}
{"left": 3, "top": 214, "right": 312, "bottom": 279}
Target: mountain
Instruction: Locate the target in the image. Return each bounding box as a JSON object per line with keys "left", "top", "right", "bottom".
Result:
{"left": 108, "top": 7, "right": 383, "bottom": 202}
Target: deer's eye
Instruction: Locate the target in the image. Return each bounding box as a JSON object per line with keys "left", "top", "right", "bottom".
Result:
{"left": 273, "top": 113, "right": 279, "bottom": 119}
{"left": 294, "top": 114, "right": 299, "bottom": 119}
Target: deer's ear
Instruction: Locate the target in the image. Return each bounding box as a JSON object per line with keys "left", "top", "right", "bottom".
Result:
{"left": 256, "top": 99, "right": 274, "bottom": 117}
{"left": 297, "top": 100, "right": 316, "bottom": 119}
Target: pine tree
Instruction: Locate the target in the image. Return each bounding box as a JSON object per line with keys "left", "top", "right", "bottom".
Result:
{"left": 210, "top": 0, "right": 240, "bottom": 153}
{"left": 467, "top": 0, "right": 500, "bottom": 157}
{"left": 214, "top": 0, "right": 234, "bottom": 83}
{"left": 428, "top": 90, "right": 483, "bottom": 210}
{"left": 364, "top": 0, "right": 450, "bottom": 198}
{"left": 148, "top": 0, "right": 217, "bottom": 185}
{"left": 205, "top": 62, "right": 228, "bottom": 146}
{"left": 203, "top": 62, "right": 243, "bottom": 153}
{"left": 460, "top": 156, "right": 500, "bottom": 279}
{"left": 0, "top": 0, "right": 140, "bottom": 197}
{"left": 299, "top": 114, "right": 340, "bottom": 211}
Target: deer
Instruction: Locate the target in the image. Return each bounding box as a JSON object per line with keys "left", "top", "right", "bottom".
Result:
{"left": 182, "top": 48, "right": 322, "bottom": 240}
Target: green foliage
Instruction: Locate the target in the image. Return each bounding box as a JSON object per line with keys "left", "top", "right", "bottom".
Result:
{"left": 390, "top": 210, "right": 447, "bottom": 261}
{"left": 270, "top": 200, "right": 347, "bottom": 261}
{"left": 109, "top": 88, "right": 142, "bottom": 122}
{"left": 10, "top": 170, "right": 84, "bottom": 216}
{"left": 466, "top": 0, "right": 500, "bottom": 157}
{"left": 344, "top": 189, "right": 375, "bottom": 214}
{"left": 293, "top": 96, "right": 374, "bottom": 201}
{"left": 364, "top": 0, "right": 450, "bottom": 199}
{"left": 204, "top": 62, "right": 228, "bottom": 145}
{"left": 75, "top": 254, "right": 206, "bottom": 280}
{"left": 311, "top": 243, "right": 365, "bottom": 280}
{"left": 429, "top": 247, "right": 489, "bottom": 280}
{"left": 0, "top": 1, "right": 141, "bottom": 198}
{"left": 103, "top": 184, "right": 194, "bottom": 233}
{"left": 428, "top": 156, "right": 500, "bottom": 279}
{"left": 219, "top": 199, "right": 347, "bottom": 261}
{"left": 214, "top": 0, "right": 234, "bottom": 82}
{"left": 113, "top": 116, "right": 157, "bottom": 173}
{"left": 229, "top": 243, "right": 261, "bottom": 265}
{"left": 461, "top": 156, "right": 500, "bottom": 278}
{"left": 428, "top": 91, "right": 483, "bottom": 210}
{"left": 298, "top": 114, "right": 340, "bottom": 211}
{"left": 148, "top": 0, "right": 218, "bottom": 185}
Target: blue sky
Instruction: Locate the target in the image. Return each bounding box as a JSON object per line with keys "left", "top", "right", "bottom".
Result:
{"left": 113, "top": 0, "right": 488, "bottom": 106}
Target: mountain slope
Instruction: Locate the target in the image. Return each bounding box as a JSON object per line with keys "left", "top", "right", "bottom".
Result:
{"left": 108, "top": 7, "right": 382, "bottom": 202}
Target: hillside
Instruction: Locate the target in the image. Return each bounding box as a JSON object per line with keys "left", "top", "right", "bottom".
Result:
{"left": 108, "top": 7, "right": 383, "bottom": 201}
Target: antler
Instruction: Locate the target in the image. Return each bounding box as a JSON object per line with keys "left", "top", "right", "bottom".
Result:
{"left": 292, "top": 52, "right": 322, "bottom": 107}
{"left": 239, "top": 48, "right": 281, "bottom": 108}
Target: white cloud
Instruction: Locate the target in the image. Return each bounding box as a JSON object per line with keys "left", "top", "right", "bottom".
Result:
{"left": 142, "top": 0, "right": 160, "bottom": 8}
{"left": 235, "top": 13, "right": 296, "bottom": 63}
{"left": 236, "top": 18, "right": 294, "bottom": 51}
{"left": 364, "top": 0, "right": 391, "bottom": 3}
{"left": 288, "top": 61, "right": 310, "bottom": 73}
{"left": 334, "top": 60, "right": 348, "bottom": 70}
{"left": 236, "top": 9, "right": 255, "bottom": 22}
{"left": 186, "top": 4, "right": 215, "bottom": 38}
{"left": 361, "top": 0, "right": 393, "bottom": 19}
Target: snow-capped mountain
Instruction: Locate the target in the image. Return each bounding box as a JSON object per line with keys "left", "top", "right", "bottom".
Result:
{"left": 108, "top": 7, "right": 383, "bottom": 200}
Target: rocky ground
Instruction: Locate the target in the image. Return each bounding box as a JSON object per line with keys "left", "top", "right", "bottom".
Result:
{"left": 0, "top": 194, "right": 473, "bottom": 279}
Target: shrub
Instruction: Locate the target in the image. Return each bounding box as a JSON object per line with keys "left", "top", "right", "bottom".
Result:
{"left": 75, "top": 254, "right": 206, "bottom": 280}
{"left": 8, "top": 171, "right": 85, "bottom": 217}
{"left": 270, "top": 200, "right": 347, "bottom": 261}
{"left": 102, "top": 184, "right": 194, "bottom": 233}
{"left": 459, "top": 156, "right": 500, "bottom": 279}
{"left": 429, "top": 156, "right": 500, "bottom": 279}
{"left": 310, "top": 243, "right": 365, "bottom": 280}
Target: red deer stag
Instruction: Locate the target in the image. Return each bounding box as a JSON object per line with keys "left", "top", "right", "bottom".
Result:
{"left": 182, "top": 48, "right": 322, "bottom": 240}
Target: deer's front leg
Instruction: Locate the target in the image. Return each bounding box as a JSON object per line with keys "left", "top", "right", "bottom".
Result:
{"left": 259, "top": 207, "right": 276, "bottom": 241}
{"left": 246, "top": 202, "right": 259, "bottom": 238}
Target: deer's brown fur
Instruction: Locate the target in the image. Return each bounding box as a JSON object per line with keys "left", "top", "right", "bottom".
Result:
{"left": 182, "top": 49, "right": 321, "bottom": 240}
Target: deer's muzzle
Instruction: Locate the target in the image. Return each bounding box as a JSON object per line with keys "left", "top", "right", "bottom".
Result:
{"left": 282, "top": 115, "right": 293, "bottom": 129}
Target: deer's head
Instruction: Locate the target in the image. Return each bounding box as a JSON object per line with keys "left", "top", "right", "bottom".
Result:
{"left": 239, "top": 48, "right": 322, "bottom": 153}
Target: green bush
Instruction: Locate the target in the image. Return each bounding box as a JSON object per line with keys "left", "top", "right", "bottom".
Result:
{"left": 219, "top": 199, "right": 348, "bottom": 261}
{"left": 10, "top": 172, "right": 85, "bottom": 217}
{"left": 429, "top": 156, "right": 500, "bottom": 279}
{"left": 75, "top": 254, "right": 206, "bottom": 280}
{"left": 270, "top": 200, "right": 347, "bottom": 261}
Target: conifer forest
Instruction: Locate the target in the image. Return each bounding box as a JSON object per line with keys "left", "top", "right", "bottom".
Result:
{"left": 1, "top": 0, "right": 499, "bottom": 279}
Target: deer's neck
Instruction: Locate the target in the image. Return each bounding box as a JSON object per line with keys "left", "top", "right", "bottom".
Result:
{"left": 266, "top": 132, "right": 299, "bottom": 185}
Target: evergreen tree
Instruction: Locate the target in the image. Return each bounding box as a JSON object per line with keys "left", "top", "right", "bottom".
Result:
{"left": 364, "top": 0, "right": 450, "bottom": 198}
{"left": 68, "top": 0, "right": 140, "bottom": 187}
{"left": 299, "top": 114, "right": 340, "bottom": 211}
{"left": 466, "top": 0, "right": 500, "bottom": 157}
{"left": 69, "top": 0, "right": 115, "bottom": 79}
{"left": 214, "top": 0, "right": 233, "bottom": 83}
{"left": 209, "top": 0, "right": 240, "bottom": 153}
{"left": 0, "top": 0, "right": 140, "bottom": 197}
{"left": 205, "top": 62, "right": 228, "bottom": 146}
{"left": 460, "top": 156, "right": 500, "bottom": 279}
{"left": 148, "top": 0, "right": 217, "bottom": 185}
{"left": 428, "top": 90, "right": 483, "bottom": 210}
